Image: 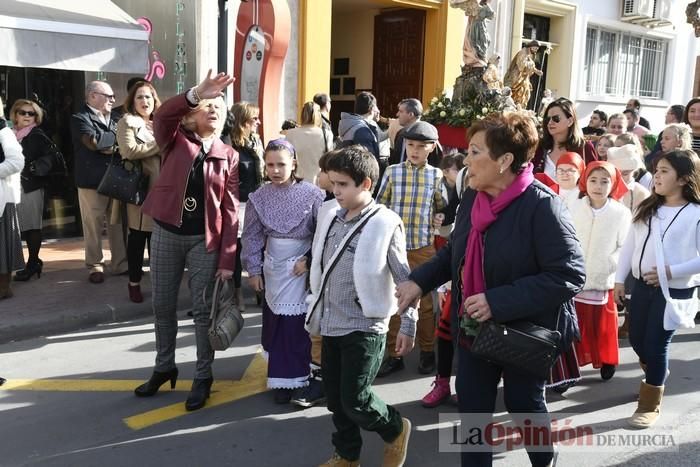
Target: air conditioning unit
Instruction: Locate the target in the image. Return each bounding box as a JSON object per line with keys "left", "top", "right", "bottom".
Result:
{"left": 621, "top": 0, "right": 655, "bottom": 21}
{"left": 652, "top": 0, "right": 673, "bottom": 26}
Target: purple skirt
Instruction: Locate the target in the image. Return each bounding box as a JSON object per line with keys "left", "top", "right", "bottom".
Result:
{"left": 261, "top": 302, "right": 311, "bottom": 389}
{"left": 547, "top": 345, "right": 582, "bottom": 389}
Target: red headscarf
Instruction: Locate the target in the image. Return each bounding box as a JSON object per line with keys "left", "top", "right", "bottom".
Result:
{"left": 556, "top": 152, "right": 585, "bottom": 176}
{"left": 578, "top": 161, "right": 629, "bottom": 201}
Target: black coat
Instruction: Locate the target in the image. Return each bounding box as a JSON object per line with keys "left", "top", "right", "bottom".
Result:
{"left": 19, "top": 127, "right": 55, "bottom": 193}
{"left": 410, "top": 181, "right": 585, "bottom": 348}
{"left": 70, "top": 105, "right": 118, "bottom": 189}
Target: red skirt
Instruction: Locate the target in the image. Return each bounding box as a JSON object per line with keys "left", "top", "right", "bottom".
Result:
{"left": 436, "top": 289, "right": 452, "bottom": 342}
{"left": 574, "top": 290, "right": 619, "bottom": 368}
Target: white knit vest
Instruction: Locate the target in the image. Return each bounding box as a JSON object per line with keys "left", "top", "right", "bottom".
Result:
{"left": 309, "top": 203, "right": 405, "bottom": 319}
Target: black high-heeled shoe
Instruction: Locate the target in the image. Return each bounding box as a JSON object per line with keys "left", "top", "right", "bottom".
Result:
{"left": 14, "top": 259, "right": 43, "bottom": 282}
{"left": 185, "top": 377, "right": 213, "bottom": 411}
{"left": 134, "top": 368, "right": 179, "bottom": 397}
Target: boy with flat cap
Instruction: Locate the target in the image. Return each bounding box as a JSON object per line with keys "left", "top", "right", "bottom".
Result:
{"left": 376, "top": 121, "right": 446, "bottom": 377}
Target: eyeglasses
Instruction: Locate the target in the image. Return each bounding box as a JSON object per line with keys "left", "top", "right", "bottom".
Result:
{"left": 544, "top": 115, "right": 562, "bottom": 124}
{"left": 556, "top": 168, "right": 578, "bottom": 175}
{"left": 17, "top": 110, "right": 36, "bottom": 117}
{"left": 94, "top": 92, "right": 116, "bottom": 100}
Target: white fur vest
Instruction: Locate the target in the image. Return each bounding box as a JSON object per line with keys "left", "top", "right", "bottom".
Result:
{"left": 308, "top": 203, "right": 405, "bottom": 319}
{"left": 570, "top": 197, "right": 631, "bottom": 291}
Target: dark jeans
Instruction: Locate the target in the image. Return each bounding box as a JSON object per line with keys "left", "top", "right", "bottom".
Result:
{"left": 127, "top": 229, "right": 151, "bottom": 283}
{"left": 456, "top": 345, "right": 553, "bottom": 467}
{"left": 234, "top": 237, "right": 242, "bottom": 288}
{"left": 322, "top": 331, "right": 403, "bottom": 462}
{"left": 628, "top": 279, "right": 691, "bottom": 386}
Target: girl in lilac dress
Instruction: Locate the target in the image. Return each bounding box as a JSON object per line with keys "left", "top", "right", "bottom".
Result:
{"left": 242, "top": 139, "right": 325, "bottom": 403}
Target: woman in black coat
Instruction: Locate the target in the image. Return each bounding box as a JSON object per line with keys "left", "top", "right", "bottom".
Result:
{"left": 10, "top": 99, "right": 59, "bottom": 281}
{"left": 397, "top": 112, "right": 585, "bottom": 467}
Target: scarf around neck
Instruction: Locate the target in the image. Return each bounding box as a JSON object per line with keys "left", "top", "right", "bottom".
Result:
{"left": 460, "top": 163, "right": 535, "bottom": 330}
{"left": 13, "top": 124, "right": 36, "bottom": 143}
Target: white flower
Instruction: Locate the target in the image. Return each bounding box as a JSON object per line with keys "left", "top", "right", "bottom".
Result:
{"left": 439, "top": 111, "right": 447, "bottom": 118}
{"left": 437, "top": 102, "right": 444, "bottom": 108}
{"left": 458, "top": 109, "right": 466, "bottom": 116}
{"left": 431, "top": 97, "right": 438, "bottom": 104}
{"left": 482, "top": 107, "right": 489, "bottom": 114}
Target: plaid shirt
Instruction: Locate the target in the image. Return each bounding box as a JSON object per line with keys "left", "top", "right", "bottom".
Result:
{"left": 376, "top": 161, "right": 446, "bottom": 250}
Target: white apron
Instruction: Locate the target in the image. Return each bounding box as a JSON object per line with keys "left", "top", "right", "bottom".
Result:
{"left": 263, "top": 237, "right": 311, "bottom": 316}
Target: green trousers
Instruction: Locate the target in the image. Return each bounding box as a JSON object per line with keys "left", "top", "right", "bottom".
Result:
{"left": 322, "top": 331, "right": 403, "bottom": 461}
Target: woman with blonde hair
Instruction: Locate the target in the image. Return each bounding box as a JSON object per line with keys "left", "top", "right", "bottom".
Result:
{"left": 116, "top": 80, "right": 162, "bottom": 303}
{"left": 0, "top": 96, "right": 25, "bottom": 298}
{"left": 134, "top": 71, "right": 239, "bottom": 412}
{"left": 9, "top": 98, "right": 57, "bottom": 281}
{"left": 285, "top": 101, "right": 333, "bottom": 185}
{"left": 229, "top": 101, "right": 263, "bottom": 309}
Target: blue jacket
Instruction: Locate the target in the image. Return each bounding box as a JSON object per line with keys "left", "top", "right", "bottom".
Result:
{"left": 410, "top": 180, "right": 585, "bottom": 348}
{"left": 70, "top": 105, "right": 118, "bottom": 189}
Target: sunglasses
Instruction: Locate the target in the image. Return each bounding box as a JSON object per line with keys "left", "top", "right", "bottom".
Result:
{"left": 544, "top": 115, "right": 562, "bottom": 124}
{"left": 94, "top": 92, "right": 116, "bottom": 100}
{"left": 17, "top": 110, "right": 37, "bottom": 117}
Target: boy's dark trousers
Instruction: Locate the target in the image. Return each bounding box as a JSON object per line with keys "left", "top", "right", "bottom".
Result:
{"left": 322, "top": 331, "right": 404, "bottom": 461}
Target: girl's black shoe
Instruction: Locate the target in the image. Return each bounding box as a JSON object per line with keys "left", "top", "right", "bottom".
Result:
{"left": 134, "top": 368, "right": 179, "bottom": 397}
{"left": 14, "top": 259, "right": 43, "bottom": 281}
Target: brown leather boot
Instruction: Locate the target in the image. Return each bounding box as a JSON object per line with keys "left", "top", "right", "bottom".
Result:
{"left": 0, "top": 273, "right": 13, "bottom": 299}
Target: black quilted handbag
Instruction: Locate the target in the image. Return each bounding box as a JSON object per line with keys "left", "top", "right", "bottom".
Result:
{"left": 471, "top": 319, "right": 561, "bottom": 379}
{"left": 97, "top": 154, "right": 149, "bottom": 205}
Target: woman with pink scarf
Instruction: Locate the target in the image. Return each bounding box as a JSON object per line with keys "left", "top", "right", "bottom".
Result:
{"left": 9, "top": 99, "right": 57, "bottom": 281}
{"left": 397, "top": 112, "right": 585, "bottom": 467}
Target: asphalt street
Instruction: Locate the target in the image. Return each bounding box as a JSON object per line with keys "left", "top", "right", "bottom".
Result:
{"left": 1, "top": 305, "right": 699, "bottom": 467}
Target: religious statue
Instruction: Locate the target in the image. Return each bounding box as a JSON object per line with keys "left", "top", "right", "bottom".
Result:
{"left": 482, "top": 54, "right": 502, "bottom": 90}
{"left": 450, "top": 0, "right": 494, "bottom": 68}
{"left": 687, "top": 1, "right": 700, "bottom": 37}
{"left": 503, "top": 40, "right": 543, "bottom": 109}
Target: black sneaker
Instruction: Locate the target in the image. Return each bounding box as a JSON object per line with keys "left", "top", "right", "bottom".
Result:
{"left": 418, "top": 351, "right": 436, "bottom": 375}
{"left": 376, "top": 357, "right": 405, "bottom": 378}
{"left": 274, "top": 388, "right": 293, "bottom": 404}
{"left": 600, "top": 364, "right": 616, "bottom": 381}
{"left": 291, "top": 378, "right": 325, "bottom": 408}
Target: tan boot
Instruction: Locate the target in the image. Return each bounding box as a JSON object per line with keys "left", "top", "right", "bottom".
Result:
{"left": 319, "top": 453, "right": 360, "bottom": 467}
{"left": 383, "top": 417, "right": 411, "bottom": 467}
{"left": 0, "top": 273, "right": 13, "bottom": 299}
{"left": 628, "top": 381, "right": 664, "bottom": 428}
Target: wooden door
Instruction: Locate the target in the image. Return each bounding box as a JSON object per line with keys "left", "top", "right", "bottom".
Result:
{"left": 373, "top": 9, "right": 425, "bottom": 116}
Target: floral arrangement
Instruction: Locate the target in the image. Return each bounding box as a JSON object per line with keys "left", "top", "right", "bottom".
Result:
{"left": 422, "top": 92, "right": 504, "bottom": 128}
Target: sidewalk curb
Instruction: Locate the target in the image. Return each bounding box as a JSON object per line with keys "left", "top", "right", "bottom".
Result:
{"left": 0, "top": 297, "right": 192, "bottom": 345}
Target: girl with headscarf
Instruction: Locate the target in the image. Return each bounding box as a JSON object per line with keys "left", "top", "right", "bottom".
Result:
{"left": 569, "top": 162, "right": 631, "bottom": 381}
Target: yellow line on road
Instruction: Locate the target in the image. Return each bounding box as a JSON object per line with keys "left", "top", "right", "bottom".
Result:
{"left": 0, "top": 379, "right": 190, "bottom": 392}
{"left": 123, "top": 352, "right": 268, "bottom": 430}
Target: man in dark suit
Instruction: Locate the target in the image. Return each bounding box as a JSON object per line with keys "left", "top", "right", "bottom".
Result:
{"left": 388, "top": 98, "right": 443, "bottom": 167}
{"left": 71, "top": 81, "right": 127, "bottom": 283}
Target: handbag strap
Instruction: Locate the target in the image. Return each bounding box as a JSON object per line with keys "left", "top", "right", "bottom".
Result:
{"left": 207, "top": 276, "right": 226, "bottom": 329}
{"left": 306, "top": 205, "right": 381, "bottom": 324}
{"left": 651, "top": 217, "right": 673, "bottom": 303}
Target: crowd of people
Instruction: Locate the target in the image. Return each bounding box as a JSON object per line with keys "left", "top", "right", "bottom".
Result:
{"left": 1, "top": 72, "right": 700, "bottom": 467}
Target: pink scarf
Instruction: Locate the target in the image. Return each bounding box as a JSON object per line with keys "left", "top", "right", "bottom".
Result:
{"left": 461, "top": 163, "right": 535, "bottom": 319}
{"left": 13, "top": 124, "right": 36, "bottom": 143}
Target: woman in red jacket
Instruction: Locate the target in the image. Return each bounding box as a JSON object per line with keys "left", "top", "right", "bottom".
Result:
{"left": 533, "top": 97, "right": 598, "bottom": 176}
{"left": 134, "top": 71, "right": 239, "bottom": 411}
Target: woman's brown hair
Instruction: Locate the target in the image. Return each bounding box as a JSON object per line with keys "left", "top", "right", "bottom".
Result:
{"left": 540, "top": 97, "right": 585, "bottom": 152}
{"left": 124, "top": 81, "right": 161, "bottom": 118}
{"left": 634, "top": 149, "right": 700, "bottom": 223}
{"left": 467, "top": 111, "right": 539, "bottom": 173}
{"left": 230, "top": 102, "right": 260, "bottom": 147}
{"left": 300, "top": 101, "right": 322, "bottom": 127}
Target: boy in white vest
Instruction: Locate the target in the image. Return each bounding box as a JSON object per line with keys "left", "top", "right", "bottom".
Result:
{"left": 306, "top": 145, "right": 417, "bottom": 467}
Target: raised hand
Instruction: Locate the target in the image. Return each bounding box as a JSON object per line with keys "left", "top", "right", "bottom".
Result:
{"left": 195, "top": 69, "right": 235, "bottom": 100}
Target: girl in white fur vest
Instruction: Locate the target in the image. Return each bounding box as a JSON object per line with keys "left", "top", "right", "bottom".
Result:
{"left": 569, "top": 161, "right": 631, "bottom": 382}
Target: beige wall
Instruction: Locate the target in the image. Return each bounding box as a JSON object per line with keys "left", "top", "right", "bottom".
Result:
{"left": 330, "top": 9, "right": 379, "bottom": 100}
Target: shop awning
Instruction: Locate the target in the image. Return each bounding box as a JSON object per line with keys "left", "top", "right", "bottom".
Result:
{"left": 0, "top": 0, "right": 149, "bottom": 74}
